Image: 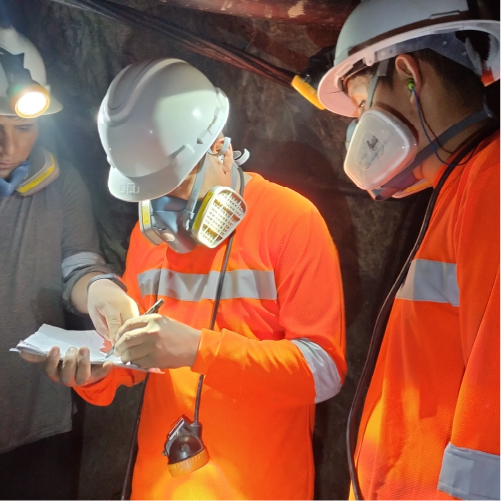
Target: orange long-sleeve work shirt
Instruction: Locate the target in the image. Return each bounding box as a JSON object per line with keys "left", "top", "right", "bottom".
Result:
{"left": 353, "top": 132, "right": 500, "bottom": 500}
{"left": 77, "top": 173, "right": 346, "bottom": 500}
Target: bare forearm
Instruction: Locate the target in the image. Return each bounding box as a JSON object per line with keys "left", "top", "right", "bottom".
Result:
{"left": 70, "top": 272, "right": 103, "bottom": 314}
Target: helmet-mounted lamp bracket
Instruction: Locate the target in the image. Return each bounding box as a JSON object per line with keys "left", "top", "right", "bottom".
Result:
{"left": 291, "top": 45, "right": 335, "bottom": 110}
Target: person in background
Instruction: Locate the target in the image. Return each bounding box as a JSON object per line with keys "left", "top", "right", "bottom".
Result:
{"left": 24, "top": 59, "right": 347, "bottom": 499}
{"left": 315, "top": 0, "right": 500, "bottom": 499}
{"left": 0, "top": 27, "right": 137, "bottom": 500}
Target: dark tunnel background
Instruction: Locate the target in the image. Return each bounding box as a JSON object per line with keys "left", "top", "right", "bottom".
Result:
{"left": 3, "top": 0, "right": 500, "bottom": 498}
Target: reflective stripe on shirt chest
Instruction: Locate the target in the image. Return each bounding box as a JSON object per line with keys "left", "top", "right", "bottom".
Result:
{"left": 137, "top": 268, "right": 278, "bottom": 301}
{"left": 396, "top": 259, "right": 459, "bottom": 307}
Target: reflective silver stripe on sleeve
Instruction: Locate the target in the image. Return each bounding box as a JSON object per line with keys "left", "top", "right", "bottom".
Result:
{"left": 61, "top": 252, "right": 106, "bottom": 279}
{"left": 137, "top": 268, "right": 277, "bottom": 301}
{"left": 290, "top": 338, "right": 342, "bottom": 403}
{"left": 396, "top": 259, "right": 459, "bottom": 306}
{"left": 438, "top": 442, "right": 500, "bottom": 500}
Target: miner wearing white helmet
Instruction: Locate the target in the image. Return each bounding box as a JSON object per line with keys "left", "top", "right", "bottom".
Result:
{"left": 0, "top": 26, "right": 119, "bottom": 499}
{"left": 30, "top": 58, "right": 348, "bottom": 499}
{"left": 316, "top": 0, "right": 500, "bottom": 499}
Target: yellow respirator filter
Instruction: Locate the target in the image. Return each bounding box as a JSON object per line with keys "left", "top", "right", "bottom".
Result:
{"left": 191, "top": 187, "right": 247, "bottom": 248}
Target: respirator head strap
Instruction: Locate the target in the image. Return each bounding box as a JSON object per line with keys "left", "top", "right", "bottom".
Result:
{"left": 207, "top": 136, "right": 232, "bottom": 165}
{"left": 231, "top": 163, "right": 239, "bottom": 190}
{"left": 366, "top": 59, "right": 389, "bottom": 109}
{"left": 233, "top": 149, "right": 250, "bottom": 166}
{"left": 372, "top": 106, "right": 491, "bottom": 200}
{"left": 182, "top": 154, "right": 208, "bottom": 230}
{"left": 219, "top": 136, "right": 231, "bottom": 155}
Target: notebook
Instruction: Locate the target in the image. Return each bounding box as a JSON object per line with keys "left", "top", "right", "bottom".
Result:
{"left": 12, "top": 323, "right": 149, "bottom": 372}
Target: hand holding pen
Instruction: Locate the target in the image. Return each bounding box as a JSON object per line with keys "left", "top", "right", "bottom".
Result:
{"left": 105, "top": 299, "right": 164, "bottom": 359}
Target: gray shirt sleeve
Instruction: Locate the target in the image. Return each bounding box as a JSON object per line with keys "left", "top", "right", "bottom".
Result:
{"left": 56, "top": 162, "right": 111, "bottom": 313}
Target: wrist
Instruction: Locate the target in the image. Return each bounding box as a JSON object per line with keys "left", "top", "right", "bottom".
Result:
{"left": 191, "top": 329, "right": 222, "bottom": 374}
{"left": 187, "top": 329, "right": 203, "bottom": 368}
{"left": 87, "top": 273, "right": 127, "bottom": 294}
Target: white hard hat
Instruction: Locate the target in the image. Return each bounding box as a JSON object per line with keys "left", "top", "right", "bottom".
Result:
{"left": 318, "top": 0, "right": 500, "bottom": 117}
{"left": 98, "top": 59, "right": 230, "bottom": 202}
{"left": 0, "top": 27, "right": 62, "bottom": 116}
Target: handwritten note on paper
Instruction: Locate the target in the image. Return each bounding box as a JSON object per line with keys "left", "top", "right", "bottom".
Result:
{"left": 12, "top": 324, "right": 149, "bottom": 371}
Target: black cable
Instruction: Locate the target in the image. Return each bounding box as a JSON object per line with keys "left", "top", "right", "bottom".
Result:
{"left": 47, "top": 0, "right": 295, "bottom": 87}
{"left": 121, "top": 372, "right": 148, "bottom": 500}
{"left": 121, "top": 166, "right": 246, "bottom": 498}
{"left": 346, "top": 123, "right": 497, "bottom": 500}
{"left": 194, "top": 166, "right": 245, "bottom": 425}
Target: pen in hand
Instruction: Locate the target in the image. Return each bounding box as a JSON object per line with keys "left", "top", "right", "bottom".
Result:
{"left": 104, "top": 298, "right": 165, "bottom": 359}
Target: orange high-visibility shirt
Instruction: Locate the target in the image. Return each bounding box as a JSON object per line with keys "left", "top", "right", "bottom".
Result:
{"left": 77, "top": 173, "right": 346, "bottom": 500}
{"left": 353, "top": 132, "right": 500, "bottom": 500}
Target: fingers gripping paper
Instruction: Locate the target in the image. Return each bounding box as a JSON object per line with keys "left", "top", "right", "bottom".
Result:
{"left": 12, "top": 324, "right": 146, "bottom": 371}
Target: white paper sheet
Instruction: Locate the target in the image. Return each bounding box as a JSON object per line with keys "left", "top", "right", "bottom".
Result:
{"left": 12, "top": 323, "right": 148, "bottom": 371}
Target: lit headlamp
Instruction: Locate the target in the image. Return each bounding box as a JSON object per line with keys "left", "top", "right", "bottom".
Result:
{"left": 0, "top": 48, "right": 50, "bottom": 118}
{"left": 291, "top": 46, "right": 335, "bottom": 110}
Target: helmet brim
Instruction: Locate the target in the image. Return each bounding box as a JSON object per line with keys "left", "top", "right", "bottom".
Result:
{"left": 318, "top": 19, "right": 500, "bottom": 117}
{"left": 108, "top": 161, "right": 199, "bottom": 202}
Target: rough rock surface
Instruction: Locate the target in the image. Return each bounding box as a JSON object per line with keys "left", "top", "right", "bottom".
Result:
{"left": 11, "top": 0, "right": 496, "bottom": 498}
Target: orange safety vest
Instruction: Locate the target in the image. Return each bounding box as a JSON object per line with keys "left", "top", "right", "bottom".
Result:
{"left": 353, "top": 132, "right": 500, "bottom": 500}
{"left": 77, "top": 173, "right": 346, "bottom": 500}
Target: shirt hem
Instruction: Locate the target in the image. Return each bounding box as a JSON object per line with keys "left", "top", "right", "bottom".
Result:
{"left": 0, "top": 421, "right": 73, "bottom": 454}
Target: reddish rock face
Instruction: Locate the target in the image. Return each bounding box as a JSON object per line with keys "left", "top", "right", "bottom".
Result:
{"left": 158, "top": 0, "right": 354, "bottom": 26}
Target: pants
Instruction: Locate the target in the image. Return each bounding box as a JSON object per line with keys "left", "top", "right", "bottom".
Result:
{"left": 0, "top": 427, "right": 82, "bottom": 500}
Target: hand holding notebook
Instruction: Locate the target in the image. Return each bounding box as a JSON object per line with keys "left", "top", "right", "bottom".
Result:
{"left": 13, "top": 324, "right": 148, "bottom": 371}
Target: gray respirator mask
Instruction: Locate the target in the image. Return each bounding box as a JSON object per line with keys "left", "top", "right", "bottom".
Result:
{"left": 343, "top": 33, "right": 493, "bottom": 200}
{"left": 139, "top": 139, "right": 249, "bottom": 253}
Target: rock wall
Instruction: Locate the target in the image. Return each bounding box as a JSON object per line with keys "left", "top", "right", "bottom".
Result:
{"left": 11, "top": 0, "right": 494, "bottom": 498}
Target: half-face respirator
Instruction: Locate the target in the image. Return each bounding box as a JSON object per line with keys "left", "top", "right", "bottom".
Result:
{"left": 343, "top": 60, "right": 492, "bottom": 200}
{"left": 139, "top": 138, "right": 249, "bottom": 252}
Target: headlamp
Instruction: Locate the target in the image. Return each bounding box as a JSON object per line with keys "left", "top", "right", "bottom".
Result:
{"left": 291, "top": 46, "right": 335, "bottom": 110}
{"left": 163, "top": 416, "right": 209, "bottom": 477}
{"left": 8, "top": 81, "right": 50, "bottom": 118}
{"left": 0, "top": 48, "right": 50, "bottom": 118}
